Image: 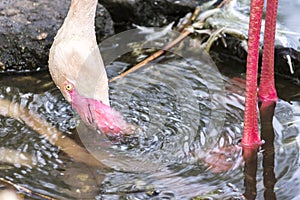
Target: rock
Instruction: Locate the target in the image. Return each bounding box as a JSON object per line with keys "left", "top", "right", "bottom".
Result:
{"left": 99, "top": 0, "right": 207, "bottom": 31}
{"left": 274, "top": 46, "right": 300, "bottom": 81}
{"left": 0, "top": 0, "right": 114, "bottom": 73}
{"left": 210, "top": 35, "right": 300, "bottom": 81}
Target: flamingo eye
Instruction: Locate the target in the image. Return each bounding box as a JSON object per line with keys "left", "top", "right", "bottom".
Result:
{"left": 65, "top": 84, "right": 73, "bottom": 91}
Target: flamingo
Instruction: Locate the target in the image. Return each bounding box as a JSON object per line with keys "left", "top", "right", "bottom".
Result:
{"left": 48, "top": 0, "right": 278, "bottom": 151}
{"left": 48, "top": 0, "right": 130, "bottom": 136}
{"left": 242, "top": 0, "right": 278, "bottom": 148}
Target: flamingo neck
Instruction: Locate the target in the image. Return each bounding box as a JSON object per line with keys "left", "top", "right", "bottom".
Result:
{"left": 63, "top": 0, "right": 98, "bottom": 35}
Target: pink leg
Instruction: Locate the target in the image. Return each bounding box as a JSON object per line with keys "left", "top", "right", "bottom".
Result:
{"left": 258, "top": 0, "right": 278, "bottom": 102}
{"left": 242, "top": 0, "right": 264, "bottom": 147}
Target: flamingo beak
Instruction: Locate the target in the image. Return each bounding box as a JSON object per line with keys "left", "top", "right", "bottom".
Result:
{"left": 65, "top": 83, "right": 129, "bottom": 136}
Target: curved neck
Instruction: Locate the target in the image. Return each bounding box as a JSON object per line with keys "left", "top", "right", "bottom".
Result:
{"left": 63, "top": 0, "right": 98, "bottom": 35}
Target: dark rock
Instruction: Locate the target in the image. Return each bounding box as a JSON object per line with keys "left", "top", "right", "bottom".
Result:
{"left": 95, "top": 2, "right": 115, "bottom": 43}
{"left": 99, "top": 0, "right": 211, "bottom": 31}
{"left": 0, "top": 0, "right": 114, "bottom": 73}
{"left": 210, "top": 35, "right": 300, "bottom": 82}
{"left": 210, "top": 34, "right": 248, "bottom": 76}
{"left": 273, "top": 46, "right": 300, "bottom": 82}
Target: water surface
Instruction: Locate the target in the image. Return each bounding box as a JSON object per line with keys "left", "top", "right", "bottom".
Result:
{"left": 1, "top": 1, "right": 300, "bottom": 199}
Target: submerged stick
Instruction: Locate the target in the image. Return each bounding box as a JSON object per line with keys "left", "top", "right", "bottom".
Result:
{"left": 0, "top": 98, "right": 108, "bottom": 169}
{"left": 0, "top": 177, "right": 56, "bottom": 200}
{"left": 0, "top": 98, "right": 163, "bottom": 173}
{"left": 0, "top": 148, "right": 36, "bottom": 167}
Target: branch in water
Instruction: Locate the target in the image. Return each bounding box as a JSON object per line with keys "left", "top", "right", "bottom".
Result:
{"left": 0, "top": 147, "right": 36, "bottom": 167}
{"left": 0, "top": 98, "right": 108, "bottom": 169}
{"left": 0, "top": 177, "right": 55, "bottom": 200}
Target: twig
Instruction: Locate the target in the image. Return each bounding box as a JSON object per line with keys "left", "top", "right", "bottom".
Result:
{"left": 109, "top": 29, "right": 191, "bottom": 83}
{"left": 177, "top": 6, "right": 201, "bottom": 32}
{"left": 204, "top": 27, "right": 226, "bottom": 52}
{"left": 109, "top": 5, "right": 200, "bottom": 83}
{"left": 0, "top": 177, "right": 56, "bottom": 200}
{"left": 216, "top": 0, "right": 233, "bottom": 8}
{"left": 109, "top": 0, "right": 232, "bottom": 83}
{"left": 0, "top": 99, "right": 109, "bottom": 169}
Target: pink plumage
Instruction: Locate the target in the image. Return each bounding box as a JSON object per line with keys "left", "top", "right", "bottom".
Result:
{"left": 69, "top": 86, "right": 128, "bottom": 135}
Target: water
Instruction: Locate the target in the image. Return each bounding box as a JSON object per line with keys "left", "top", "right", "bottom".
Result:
{"left": 1, "top": 62, "right": 300, "bottom": 199}
{"left": 1, "top": 1, "right": 300, "bottom": 199}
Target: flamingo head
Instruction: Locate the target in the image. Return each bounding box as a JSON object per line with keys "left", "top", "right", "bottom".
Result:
{"left": 61, "top": 81, "right": 129, "bottom": 136}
